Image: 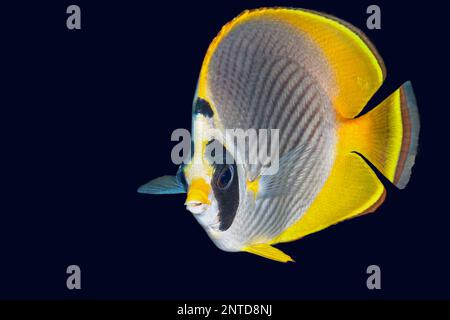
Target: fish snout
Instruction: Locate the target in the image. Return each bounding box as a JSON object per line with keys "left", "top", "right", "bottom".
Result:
{"left": 185, "top": 178, "right": 211, "bottom": 215}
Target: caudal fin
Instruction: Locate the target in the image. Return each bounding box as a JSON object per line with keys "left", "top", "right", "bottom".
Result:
{"left": 342, "top": 81, "right": 420, "bottom": 188}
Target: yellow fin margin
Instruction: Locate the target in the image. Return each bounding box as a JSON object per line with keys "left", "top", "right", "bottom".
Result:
{"left": 197, "top": 7, "right": 386, "bottom": 119}
{"left": 338, "top": 82, "right": 419, "bottom": 188}
{"left": 272, "top": 152, "right": 385, "bottom": 244}
{"left": 272, "top": 82, "right": 419, "bottom": 244}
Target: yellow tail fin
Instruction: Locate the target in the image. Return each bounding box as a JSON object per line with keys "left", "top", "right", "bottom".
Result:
{"left": 340, "top": 81, "right": 420, "bottom": 188}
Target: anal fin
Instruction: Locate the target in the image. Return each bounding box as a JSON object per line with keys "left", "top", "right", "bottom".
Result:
{"left": 272, "top": 152, "right": 385, "bottom": 244}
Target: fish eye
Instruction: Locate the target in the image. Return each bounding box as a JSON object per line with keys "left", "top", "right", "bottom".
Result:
{"left": 216, "top": 164, "right": 234, "bottom": 190}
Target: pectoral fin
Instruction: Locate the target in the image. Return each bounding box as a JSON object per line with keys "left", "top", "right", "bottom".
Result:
{"left": 138, "top": 175, "right": 186, "bottom": 194}
{"left": 257, "top": 144, "right": 311, "bottom": 198}
{"left": 243, "top": 243, "right": 294, "bottom": 263}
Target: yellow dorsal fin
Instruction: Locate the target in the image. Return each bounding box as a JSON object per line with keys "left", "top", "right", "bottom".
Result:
{"left": 198, "top": 8, "right": 385, "bottom": 118}
{"left": 272, "top": 152, "right": 386, "bottom": 244}
{"left": 281, "top": 8, "right": 385, "bottom": 118}
{"left": 258, "top": 8, "right": 386, "bottom": 118}
{"left": 243, "top": 243, "right": 294, "bottom": 263}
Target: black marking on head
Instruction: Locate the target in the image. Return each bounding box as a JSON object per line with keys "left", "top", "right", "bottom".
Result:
{"left": 213, "top": 163, "right": 239, "bottom": 231}
{"left": 193, "top": 98, "right": 214, "bottom": 118}
{"left": 209, "top": 141, "right": 239, "bottom": 231}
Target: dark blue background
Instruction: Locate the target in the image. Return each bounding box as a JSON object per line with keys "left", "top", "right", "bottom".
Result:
{"left": 1, "top": 0, "right": 448, "bottom": 299}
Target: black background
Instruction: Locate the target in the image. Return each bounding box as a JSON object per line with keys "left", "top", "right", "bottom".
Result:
{"left": 1, "top": 0, "right": 448, "bottom": 299}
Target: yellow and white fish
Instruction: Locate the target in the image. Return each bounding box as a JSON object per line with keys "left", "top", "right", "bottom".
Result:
{"left": 138, "top": 8, "right": 420, "bottom": 262}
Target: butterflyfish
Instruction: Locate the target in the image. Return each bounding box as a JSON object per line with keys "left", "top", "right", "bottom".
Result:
{"left": 138, "top": 8, "right": 420, "bottom": 262}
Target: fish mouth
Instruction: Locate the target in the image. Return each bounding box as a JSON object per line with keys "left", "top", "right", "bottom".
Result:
{"left": 185, "top": 201, "right": 209, "bottom": 214}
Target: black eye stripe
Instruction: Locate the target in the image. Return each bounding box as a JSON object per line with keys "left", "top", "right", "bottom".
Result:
{"left": 213, "top": 163, "right": 239, "bottom": 231}
{"left": 205, "top": 140, "right": 239, "bottom": 231}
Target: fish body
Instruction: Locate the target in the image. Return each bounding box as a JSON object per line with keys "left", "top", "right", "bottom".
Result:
{"left": 139, "top": 8, "right": 420, "bottom": 262}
